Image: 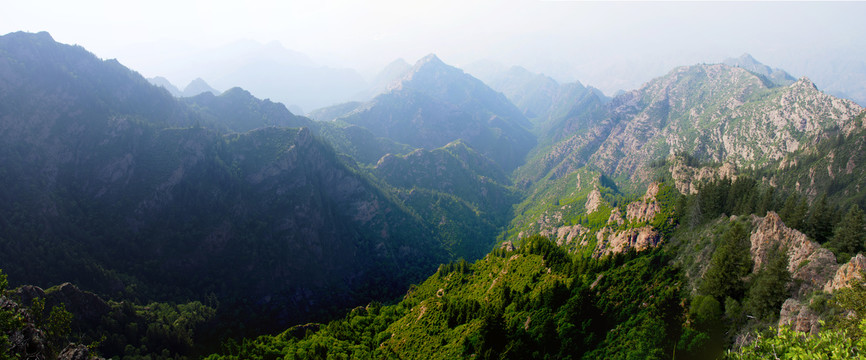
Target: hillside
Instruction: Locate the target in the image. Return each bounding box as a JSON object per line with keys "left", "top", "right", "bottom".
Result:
{"left": 0, "top": 32, "right": 456, "bottom": 336}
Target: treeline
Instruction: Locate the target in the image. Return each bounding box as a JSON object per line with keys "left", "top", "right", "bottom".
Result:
{"left": 1, "top": 268, "right": 218, "bottom": 360}
{"left": 688, "top": 177, "right": 866, "bottom": 262}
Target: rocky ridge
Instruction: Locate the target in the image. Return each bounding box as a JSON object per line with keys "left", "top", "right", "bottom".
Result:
{"left": 747, "top": 212, "right": 866, "bottom": 332}
{"left": 538, "top": 183, "right": 666, "bottom": 257}
{"left": 519, "top": 63, "right": 863, "bottom": 193}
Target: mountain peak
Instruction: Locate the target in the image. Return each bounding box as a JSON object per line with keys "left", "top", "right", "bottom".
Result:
{"left": 793, "top": 76, "right": 818, "bottom": 90}
{"left": 417, "top": 53, "right": 444, "bottom": 66}
{"left": 183, "top": 78, "right": 220, "bottom": 97}
{"left": 737, "top": 53, "right": 759, "bottom": 64}
{"left": 723, "top": 54, "right": 796, "bottom": 86}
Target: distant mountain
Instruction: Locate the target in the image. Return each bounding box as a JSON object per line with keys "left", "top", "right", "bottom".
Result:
{"left": 352, "top": 58, "right": 412, "bottom": 101}
{"left": 147, "top": 76, "right": 182, "bottom": 96}
{"left": 478, "top": 65, "right": 609, "bottom": 144}
{"left": 190, "top": 40, "right": 367, "bottom": 112}
{"left": 337, "top": 54, "right": 536, "bottom": 172}
{"left": 182, "top": 87, "right": 310, "bottom": 132}
{"left": 181, "top": 77, "right": 220, "bottom": 97}
{"left": 306, "top": 101, "right": 363, "bottom": 121}
{"left": 723, "top": 53, "right": 796, "bottom": 86}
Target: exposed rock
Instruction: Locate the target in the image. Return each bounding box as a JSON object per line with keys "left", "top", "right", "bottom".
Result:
{"left": 626, "top": 182, "right": 662, "bottom": 223}
{"left": 58, "top": 343, "right": 104, "bottom": 360}
{"left": 15, "top": 283, "right": 112, "bottom": 328}
{"left": 594, "top": 226, "right": 661, "bottom": 256}
{"left": 608, "top": 207, "right": 625, "bottom": 226}
{"left": 670, "top": 160, "right": 737, "bottom": 195}
{"left": 778, "top": 298, "right": 821, "bottom": 335}
{"left": 500, "top": 241, "right": 515, "bottom": 252}
{"left": 749, "top": 212, "right": 838, "bottom": 296}
{"left": 585, "top": 188, "right": 603, "bottom": 213}
{"left": 552, "top": 225, "right": 589, "bottom": 246}
{"left": 824, "top": 254, "right": 866, "bottom": 292}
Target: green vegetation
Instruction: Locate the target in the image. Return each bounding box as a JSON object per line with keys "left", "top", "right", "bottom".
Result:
{"left": 728, "top": 275, "right": 866, "bottom": 359}
{"left": 207, "top": 236, "right": 688, "bottom": 359}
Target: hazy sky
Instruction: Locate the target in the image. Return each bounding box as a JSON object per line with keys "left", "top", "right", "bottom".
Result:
{"left": 2, "top": 0, "right": 865, "bottom": 97}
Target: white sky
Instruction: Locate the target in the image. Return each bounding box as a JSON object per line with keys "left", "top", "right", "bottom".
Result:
{"left": 2, "top": 0, "right": 865, "bottom": 95}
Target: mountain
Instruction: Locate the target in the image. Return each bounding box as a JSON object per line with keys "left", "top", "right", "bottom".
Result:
{"left": 193, "top": 40, "right": 367, "bottom": 112}
{"left": 181, "top": 77, "right": 220, "bottom": 97}
{"left": 306, "top": 101, "right": 363, "bottom": 121}
{"left": 373, "top": 140, "right": 521, "bottom": 259}
{"left": 479, "top": 65, "right": 609, "bottom": 144}
{"left": 0, "top": 32, "right": 453, "bottom": 333}
{"left": 723, "top": 53, "right": 796, "bottom": 86}
{"left": 148, "top": 75, "right": 182, "bottom": 96}
{"left": 518, "top": 63, "right": 864, "bottom": 191}
{"left": 336, "top": 54, "right": 536, "bottom": 172}
{"left": 352, "top": 58, "right": 412, "bottom": 101}
{"left": 182, "top": 87, "right": 311, "bottom": 132}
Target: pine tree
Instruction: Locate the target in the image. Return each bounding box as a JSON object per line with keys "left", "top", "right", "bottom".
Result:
{"left": 699, "top": 222, "right": 753, "bottom": 301}
{"left": 806, "top": 194, "right": 834, "bottom": 243}
{"left": 744, "top": 248, "right": 791, "bottom": 321}
{"left": 829, "top": 205, "right": 866, "bottom": 262}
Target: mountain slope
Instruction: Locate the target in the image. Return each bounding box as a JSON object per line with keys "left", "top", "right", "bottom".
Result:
{"left": 521, "top": 63, "right": 864, "bottom": 190}
{"left": 336, "top": 54, "right": 536, "bottom": 172}
{"left": 182, "top": 87, "right": 311, "bottom": 132}
{"left": 374, "top": 140, "right": 521, "bottom": 259}
{"left": 0, "top": 32, "right": 450, "bottom": 332}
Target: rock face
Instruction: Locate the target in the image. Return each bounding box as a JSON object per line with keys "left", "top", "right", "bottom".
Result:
{"left": 824, "top": 254, "right": 866, "bottom": 292}
{"left": 518, "top": 62, "right": 863, "bottom": 191}
{"left": 778, "top": 298, "right": 821, "bottom": 334}
{"left": 670, "top": 160, "right": 737, "bottom": 195}
{"left": 594, "top": 226, "right": 661, "bottom": 257}
{"left": 14, "top": 283, "right": 111, "bottom": 327}
{"left": 585, "top": 189, "right": 603, "bottom": 214}
{"left": 626, "top": 182, "right": 662, "bottom": 222}
{"left": 747, "top": 212, "right": 866, "bottom": 332}
{"left": 749, "top": 212, "right": 838, "bottom": 296}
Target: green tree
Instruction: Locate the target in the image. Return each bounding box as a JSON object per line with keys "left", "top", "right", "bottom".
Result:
{"left": 699, "top": 222, "right": 752, "bottom": 301}
{"left": 1, "top": 269, "right": 14, "bottom": 360}
{"left": 830, "top": 273, "right": 866, "bottom": 339}
{"left": 743, "top": 248, "right": 791, "bottom": 321}
{"left": 806, "top": 194, "right": 834, "bottom": 244}
{"left": 829, "top": 205, "right": 866, "bottom": 262}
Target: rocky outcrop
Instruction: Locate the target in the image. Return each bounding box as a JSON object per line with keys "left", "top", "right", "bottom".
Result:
{"left": 778, "top": 298, "right": 821, "bottom": 335}
{"left": 748, "top": 212, "right": 866, "bottom": 331}
{"left": 749, "top": 212, "right": 838, "bottom": 296}
{"left": 670, "top": 161, "right": 737, "bottom": 195}
{"left": 626, "top": 182, "right": 662, "bottom": 223}
{"left": 585, "top": 189, "right": 603, "bottom": 213}
{"left": 15, "top": 283, "right": 111, "bottom": 329}
{"left": 594, "top": 226, "right": 661, "bottom": 257}
{"left": 58, "top": 344, "right": 104, "bottom": 360}
{"left": 549, "top": 225, "right": 589, "bottom": 246}
{"left": 824, "top": 254, "right": 866, "bottom": 292}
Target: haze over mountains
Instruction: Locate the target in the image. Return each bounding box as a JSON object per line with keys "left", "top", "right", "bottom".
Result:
{"left": 2, "top": 29, "right": 866, "bottom": 359}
